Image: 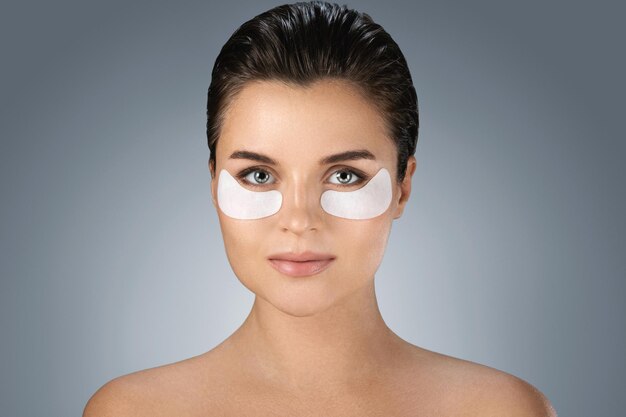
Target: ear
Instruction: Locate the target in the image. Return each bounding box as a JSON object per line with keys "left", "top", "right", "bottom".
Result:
{"left": 393, "top": 156, "right": 417, "bottom": 220}
{"left": 209, "top": 159, "right": 217, "bottom": 208}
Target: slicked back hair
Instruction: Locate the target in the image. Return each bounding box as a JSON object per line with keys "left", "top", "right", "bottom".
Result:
{"left": 206, "top": 1, "right": 418, "bottom": 183}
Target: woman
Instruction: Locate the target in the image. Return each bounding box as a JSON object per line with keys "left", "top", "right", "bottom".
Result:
{"left": 84, "top": 2, "right": 557, "bottom": 416}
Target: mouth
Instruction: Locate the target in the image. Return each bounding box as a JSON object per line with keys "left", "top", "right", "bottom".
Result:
{"left": 267, "top": 251, "right": 336, "bottom": 278}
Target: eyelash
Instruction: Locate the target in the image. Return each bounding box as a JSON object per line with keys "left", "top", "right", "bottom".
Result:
{"left": 236, "top": 166, "right": 367, "bottom": 189}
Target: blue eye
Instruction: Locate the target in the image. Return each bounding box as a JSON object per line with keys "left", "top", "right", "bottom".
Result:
{"left": 239, "top": 168, "right": 275, "bottom": 187}
{"left": 328, "top": 169, "right": 363, "bottom": 186}
{"left": 236, "top": 167, "right": 366, "bottom": 188}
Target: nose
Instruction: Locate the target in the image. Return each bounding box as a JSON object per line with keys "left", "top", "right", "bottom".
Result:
{"left": 277, "top": 180, "right": 322, "bottom": 235}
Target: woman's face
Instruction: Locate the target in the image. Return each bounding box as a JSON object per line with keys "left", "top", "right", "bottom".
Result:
{"left": 210, "top": 79, "right": 415, "bottom": 317}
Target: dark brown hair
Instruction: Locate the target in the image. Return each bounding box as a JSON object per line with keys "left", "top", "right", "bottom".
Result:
{"left": 206, "top": 1, "right": 418, "bottom": 183}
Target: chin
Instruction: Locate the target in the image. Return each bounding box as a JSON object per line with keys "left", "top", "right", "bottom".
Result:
{"left": 232, "top": 261, "right": 374, "bottom": 317}
{"left": 265, "top": 296, "right": 337, "bottom": 318}
{"left": 258, "top": 281, "right": 345, "bottom": 318}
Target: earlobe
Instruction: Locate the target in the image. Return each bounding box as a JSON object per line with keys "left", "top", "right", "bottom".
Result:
{"left": 393, "top": 156, "right": 417, "bottom": 219}
{"left": 209, "top": 159, "right": 217, "bottom": 207}
{"left": 210, "top": 181, "right": 216, "bottom": 208}
{"left": 208, "top": 158, "right": 215, "bottom": 179}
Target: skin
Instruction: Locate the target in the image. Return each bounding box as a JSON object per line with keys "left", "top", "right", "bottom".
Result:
{"left": 83, "top": 79, "right": 558, "bottom": 417}
{"left": 209, "top": 77, "right": 414, "bottom": 391}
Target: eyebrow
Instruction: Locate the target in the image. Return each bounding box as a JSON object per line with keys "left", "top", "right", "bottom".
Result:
{"left": 228, "top": 149, "right": 376, "bottom": 166}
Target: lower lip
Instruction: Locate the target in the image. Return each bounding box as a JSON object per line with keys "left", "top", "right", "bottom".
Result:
{"left": 268, "top": 258, "right": 335, "bottom": 277}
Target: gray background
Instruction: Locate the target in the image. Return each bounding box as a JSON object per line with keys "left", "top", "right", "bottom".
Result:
{"left": 1, "top": 0, "right": 624, "bottom": 416}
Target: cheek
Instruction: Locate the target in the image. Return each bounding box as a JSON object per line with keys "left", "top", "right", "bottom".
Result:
{"left": 218, "top": 215, "right": 268, "bottom": 278}
{"left": 334, "top": 217, "right": 392, "bottom": 276}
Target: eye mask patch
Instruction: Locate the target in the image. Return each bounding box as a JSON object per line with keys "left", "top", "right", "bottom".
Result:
{"left": 320, "top": 168, "right": 392, "bottom": 219}
{"left": 216, "top": 167, "right": 392, "bottom": 220}
{"left": 216, "top": 169, "right": 282, "bottom": 219}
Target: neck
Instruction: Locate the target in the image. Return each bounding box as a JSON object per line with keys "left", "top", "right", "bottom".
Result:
{"left": 224, "top": 281, "right": 408, "bottom": 392}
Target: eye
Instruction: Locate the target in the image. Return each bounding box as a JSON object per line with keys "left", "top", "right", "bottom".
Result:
{"left": 328, "top": 168, "right": 364, "bottom": 187}
{"left": 238, "top": 168, "right": 275, "bottom": 188}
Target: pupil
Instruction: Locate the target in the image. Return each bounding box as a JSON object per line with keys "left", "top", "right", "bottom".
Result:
{"left": 338, "top": 171, "right": 351, "bottom": 183}
{"left": 254, "top": 171, "right": 267, "bottom": 183}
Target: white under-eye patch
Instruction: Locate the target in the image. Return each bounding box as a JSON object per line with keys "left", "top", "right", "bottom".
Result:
{"left": 320, "top": 168, "right": 392, "bottom": 219}
{"left": 217, "top": 169, "right": 282, "bottom": 219}
{"left": 216, "top": 167, "right": 392, "bottom": 221}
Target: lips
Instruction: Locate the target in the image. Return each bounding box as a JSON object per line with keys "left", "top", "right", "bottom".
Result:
{"left": 267, "top": 251, "right": 335, "bottom": 277}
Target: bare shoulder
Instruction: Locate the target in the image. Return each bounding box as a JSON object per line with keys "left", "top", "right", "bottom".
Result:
{"left": 82, "top": 350, "right": 226, "bottom": 417}
{"left": 82, "top": 372, "right": 146, "bottom": 417}
{"left": 471, "top": 372, "right": 558, "bottom": 417}
{"left": 405, "top": 345, "right": 558, "bottom": 417}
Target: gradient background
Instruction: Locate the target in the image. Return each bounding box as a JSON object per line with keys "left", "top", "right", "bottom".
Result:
{"left": 1, "top": 0, "right": 624, "bottom": 416}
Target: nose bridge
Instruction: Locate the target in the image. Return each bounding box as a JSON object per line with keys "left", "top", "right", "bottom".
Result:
{"left": 278, "top": 174, "right": 321, "bottom": 233}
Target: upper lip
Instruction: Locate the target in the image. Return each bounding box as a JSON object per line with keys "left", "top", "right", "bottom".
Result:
{"left": 268, "top": 251, "right": 335, "bottom": 262}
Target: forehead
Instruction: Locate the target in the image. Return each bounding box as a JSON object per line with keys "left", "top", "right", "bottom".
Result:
{"left": 217, "top": 79, "right": 395, "bottom": 167}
